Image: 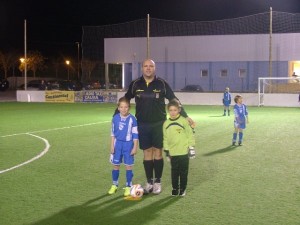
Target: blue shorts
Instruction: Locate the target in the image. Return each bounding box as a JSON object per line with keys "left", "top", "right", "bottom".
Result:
{"left": 112, "top": 140, "right": 134, "bottom": 166}
{"left": 223, "top": 100, "right": 231, "bottom": 107}
{"left": 234, "top": 121, "right": 246, "bottom": 129}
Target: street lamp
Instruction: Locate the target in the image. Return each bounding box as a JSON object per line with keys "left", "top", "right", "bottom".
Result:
{"left": 20, "top": 58, "right": 25, "bottom": 85}
{"left": 65, "top": 60, "right": 70, "bottom": 80}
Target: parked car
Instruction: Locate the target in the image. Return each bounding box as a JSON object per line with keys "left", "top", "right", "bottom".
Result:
{"left": 18, "top": 79, "right": 83, "bottom": 91}
{"left": 18, "top": 79, "right": 43, "bottom": 90}
{"left": 181, "top": 84, "right": 203, "bottom": 92}
{"left": 82, "top": 81, "right": 101, "bottom": 90}
{"left": 101, "top": 83, "right": 119, "bottom": 89}
{"left": 46, "top": 80, "right": 61, "bottom": 90}
{"left": 59, "top": 80, "right": 83, "bottom": 91}
{"left": 0, "top": 78, "right": 9, "bottom": 91}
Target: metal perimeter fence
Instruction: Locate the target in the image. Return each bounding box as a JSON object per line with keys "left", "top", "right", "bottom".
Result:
{"left": 81, "top": 10, "right": 300, "bottom": 92}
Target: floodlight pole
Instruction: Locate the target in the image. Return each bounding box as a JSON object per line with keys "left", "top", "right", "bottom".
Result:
{"left": 147, "top": 14, "right": 150, "bottom": 59}
{"left": 24, "top": 19, "right": 27, "bottom": 90}
{"left": 76, "top": 42, "right": 80, "bottom": 80}
{"left": 269, "top": 7, "right": 273, "bottom": 78}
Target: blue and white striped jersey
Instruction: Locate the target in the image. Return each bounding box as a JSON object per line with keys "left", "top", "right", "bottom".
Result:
{"left": 111, "top": 113, "right": 138, "bottom": 141}
{"left": 233, "top": 104, "right": 248, "bottom": 123}
{"left": 223, "top": 92, "right": 232, "bottom": 103}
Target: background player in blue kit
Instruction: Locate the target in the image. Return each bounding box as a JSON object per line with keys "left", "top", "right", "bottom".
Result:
{"left": 223, "top": 87, "right": 232, "bottom": 116}
{"left": 232, "top": 95, "right": 249, "bottom": 146}
{"left": 108, "top": 97, "right": 139, "bottom": 196}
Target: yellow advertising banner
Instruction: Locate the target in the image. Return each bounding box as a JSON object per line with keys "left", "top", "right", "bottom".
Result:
{"left": 45, "top": 91, "right": 74, "bottom": 103}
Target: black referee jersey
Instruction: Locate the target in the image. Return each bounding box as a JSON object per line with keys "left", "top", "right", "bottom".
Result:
{"left": 125, "top": 76, "right": 188, "bottom": 123}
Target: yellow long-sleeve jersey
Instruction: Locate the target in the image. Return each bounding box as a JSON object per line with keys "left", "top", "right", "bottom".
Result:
{"left": 163, "top": 115, "right": 195, "bottom": 156}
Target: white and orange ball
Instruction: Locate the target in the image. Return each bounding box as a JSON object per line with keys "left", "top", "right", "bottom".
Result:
{"left": 130, "top": 184, "right": 144, "bottom": 198}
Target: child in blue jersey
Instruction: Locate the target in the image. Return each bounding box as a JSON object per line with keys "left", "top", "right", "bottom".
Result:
{"left": 108, "top": 97, "right": 139, "bottom": 196}
{"left": 223, "top": 87, "right": 232, "bottom": 116}
{"left": 232, "top": 95, "right": 249, "bottom": 146}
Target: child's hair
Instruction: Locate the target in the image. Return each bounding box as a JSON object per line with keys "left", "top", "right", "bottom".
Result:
{"left": 118, "top": 97, "right": 130, "bottom": 107}
{"left": 225, "top": 87, "right": 230, "bottom": 91}
{"left": 167, "top": 99, "right": 181, "bottom": 109}
{"left": 234, "top": 94, "right": 242, "bottom": 103}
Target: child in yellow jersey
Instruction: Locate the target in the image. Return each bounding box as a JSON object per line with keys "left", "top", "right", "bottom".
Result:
{"left": 163, "top": 100, "right": 195, "bottom": 196}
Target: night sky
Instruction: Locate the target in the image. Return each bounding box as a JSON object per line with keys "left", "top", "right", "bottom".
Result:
{"left": 1, "top": 0, "right": 300, "bottom": 58}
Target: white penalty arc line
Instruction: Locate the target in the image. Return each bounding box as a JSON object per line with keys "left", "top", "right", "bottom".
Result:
{"left": 1, "top": 121, "right": 110, "bottom": 138}
{"left": 0, "top": 121, "right": 110, "bottom": 174}
{"left": 0, "top": 133, "right": 50, "bottom": 174}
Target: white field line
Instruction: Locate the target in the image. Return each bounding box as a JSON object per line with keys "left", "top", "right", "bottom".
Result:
{"left": 0, "top": 121, "right": 110, "bottom": 174}
{"left": 0, "top": 134, "right": 50, "bottom": 174}
{"left": 1, "top": 121, "right": 110, "bottom": 138}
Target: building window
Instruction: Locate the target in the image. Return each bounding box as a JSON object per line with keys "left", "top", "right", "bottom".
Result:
{"left": 239, "top": 69, "right": 246, "bottom": 78}
{"left": 220, "top": 69, "right": 228, "bottom": 77}
{"left": 201, "top": 69, "right": 208, "bottom": 77}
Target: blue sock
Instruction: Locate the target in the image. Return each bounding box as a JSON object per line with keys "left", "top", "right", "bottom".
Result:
{"left": 239, "top": 132, "right": 243, "bottom": 142}
{"left": 112, "top": 170, "right": 119, "bottom": 186}
{"left": 126, "top": 170, "right": 133, "bottom": 187}
{"left": 233, "top": 133, "right": 237, "bottom": 142}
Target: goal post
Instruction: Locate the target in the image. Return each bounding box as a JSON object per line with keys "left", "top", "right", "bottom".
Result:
{"left": 258, "top": 77, "right": 300, "bottom": 106}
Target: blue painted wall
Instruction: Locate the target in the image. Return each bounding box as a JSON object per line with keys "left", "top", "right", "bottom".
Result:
{"left": 126, "top": 61, "right": 288, "bottom": 92}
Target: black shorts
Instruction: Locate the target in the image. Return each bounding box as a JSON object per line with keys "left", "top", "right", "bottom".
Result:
{"left": 138, "top": 121, "right": 164, "bottom": 150}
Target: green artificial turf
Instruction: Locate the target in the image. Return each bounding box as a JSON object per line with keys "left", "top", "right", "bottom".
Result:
{"left": 1, "top": 102, "right": 299, "bottom": 225}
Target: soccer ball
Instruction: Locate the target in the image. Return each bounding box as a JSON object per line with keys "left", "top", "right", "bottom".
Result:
{"left": 130, "top": 184, "right": 144, "bottom": 198}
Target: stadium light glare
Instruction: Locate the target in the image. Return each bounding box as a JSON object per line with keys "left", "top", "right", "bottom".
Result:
{"left": 65, "top": 60, "right": 70, "bottom": 80}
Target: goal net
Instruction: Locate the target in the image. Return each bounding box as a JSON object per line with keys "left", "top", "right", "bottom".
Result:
{"left": 258, "top": 77, "right": 300, "bottom": 106}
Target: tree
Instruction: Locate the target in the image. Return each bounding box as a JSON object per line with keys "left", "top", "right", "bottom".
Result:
{"left": 51, "top": 57, "right": 64, "bottom": 78}
{"left": 0, "top": 50, "right": 19, "bottom": 78}
{"left": 82, "top": 59, "right": 98, "bottom": 81}
{"left": 19, "top": 51, "right": 46, "bottom": 77}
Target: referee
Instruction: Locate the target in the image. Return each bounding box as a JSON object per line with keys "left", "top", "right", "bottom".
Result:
{"left": 119, "top": 59, "right": 194, "bottom": 194}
